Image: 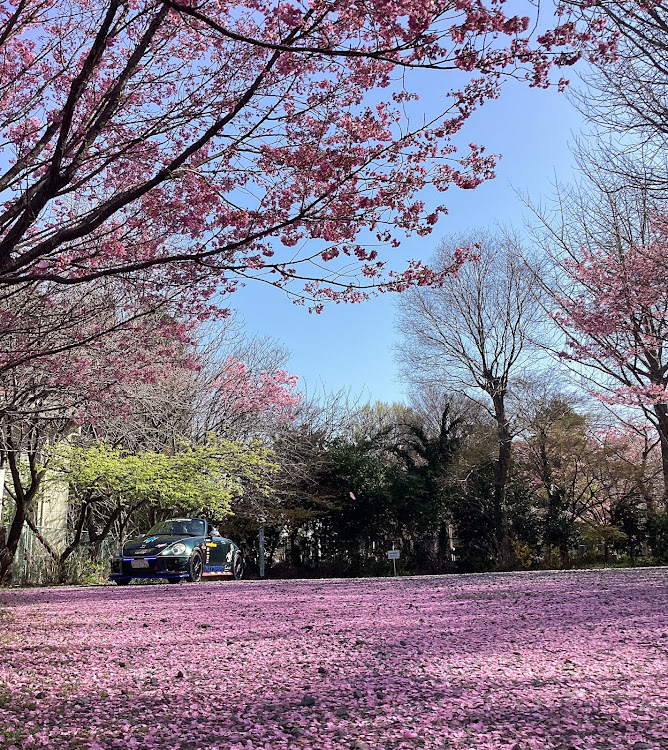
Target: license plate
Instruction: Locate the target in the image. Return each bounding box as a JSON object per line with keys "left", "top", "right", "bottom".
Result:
{"left": 131, "top": 559, "right": 150, "bottom": 569}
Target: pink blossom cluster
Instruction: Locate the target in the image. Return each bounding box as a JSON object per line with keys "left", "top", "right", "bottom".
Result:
{"left": 1, "top": 569, "right": 667, "bottom": 750}
{"left": 554, "top": 224, "right": 668, "bottom": 410}
{"left": 213, "top": 358, "right": 299, "bottom": 418}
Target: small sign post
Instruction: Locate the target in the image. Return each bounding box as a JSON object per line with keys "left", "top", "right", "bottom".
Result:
{"left": 387, "top": 545, "right": 400, "bottom": 576}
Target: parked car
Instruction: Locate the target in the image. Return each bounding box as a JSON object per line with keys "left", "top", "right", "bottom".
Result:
{"left": 109, "top": 517, "right": 244, "bottom": 585}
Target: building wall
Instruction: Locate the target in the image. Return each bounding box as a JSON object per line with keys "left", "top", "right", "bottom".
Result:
{"left": 34, "top": 470, "right": 70, "bottom": 552}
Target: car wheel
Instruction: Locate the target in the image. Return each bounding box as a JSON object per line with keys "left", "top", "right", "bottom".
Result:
{"left": 187, "top": 550, "right": 203, "bottom": 582}
{"left": 114, "top": 579, "right": 131, "bottom": 586}
{"left": 232, "top": 551, "right": 244, "bottom": 580}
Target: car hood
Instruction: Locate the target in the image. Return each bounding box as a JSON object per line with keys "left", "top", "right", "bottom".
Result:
{"left": 122, "top": 534, "right": 200, "bottom": 555}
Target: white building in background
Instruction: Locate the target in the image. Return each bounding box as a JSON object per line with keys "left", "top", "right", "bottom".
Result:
{"left": 33, "top": 469, "right": 70, "bottom": 547}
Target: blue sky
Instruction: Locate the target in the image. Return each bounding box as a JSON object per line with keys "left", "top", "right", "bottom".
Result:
{"left": 231, "top": 78, "right": 587, "bottom": 405}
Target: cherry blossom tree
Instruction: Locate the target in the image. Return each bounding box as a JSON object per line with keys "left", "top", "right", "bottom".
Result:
{"left": 96, "top": 334, "right": 300, "bottom": 452}
{"left": 0, "top": 284, "right": 197, "bottom": 581}
{"left": 511, "top": 376, "right": 663, "bottom": 565}
{"left": 192, "top": 354, "right": 299, "bottom": 441}
{"left": 552, "top": 225, "right": 668, "bottom": 509}
{"left": 526, "top": 176, "right": 668, "bottom": 510}
{"left": 3, "top": 312, "right": 301, "bottom": 582}
{"left": 0, "top": 0, "right": 586, "bottom": 310}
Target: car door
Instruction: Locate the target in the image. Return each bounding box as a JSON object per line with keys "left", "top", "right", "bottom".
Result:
{"left": 204, "top": 527, "right": 230, "bottom": 574}
{"left": 211, "top": 533, "right": 232, "bottom": 571}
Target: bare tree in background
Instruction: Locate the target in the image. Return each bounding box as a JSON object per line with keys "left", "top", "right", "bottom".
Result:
{"left": 222, "top": 385, "right": 356, "bottom": 573}
{"left": 408, "top": 386, "right": 494, "bottom": 444}
{"left": 95, "top": 313, "right": 295, "bottom": 452}
{"left": 565, "top": 1, "right": 668, "bottom": 192}
{"left": 521, "top": 158, "right": 658, "bottom": 264}
{"left": 520, "top": 0, "right": 668, "bottom": 506}
{"left": 396, "top": 233, "right": 543, "bottom": 565}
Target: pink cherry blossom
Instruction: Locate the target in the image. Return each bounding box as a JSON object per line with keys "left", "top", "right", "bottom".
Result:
{"left": 0, "top": 0, "right": 609, "bottom": 308}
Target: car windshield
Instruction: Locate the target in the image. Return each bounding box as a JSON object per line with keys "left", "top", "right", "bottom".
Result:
{"left": 147, "top": 519, "right": 206, "bottom": 537}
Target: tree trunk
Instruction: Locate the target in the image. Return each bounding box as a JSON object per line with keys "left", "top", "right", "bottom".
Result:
{"left": 55, "top": 502, "right": 90, "bottom": 582}
{"left": 289, "top": 529, "right": 302, "bottom": 566}
{"left": 0, "top": 448, "right": 44, "bottom": 582}
{"left": 492, "top": 392, "right": 512, "bottom": 567}
{"left": 437, "top": 523, "right": 451, "bottom": 568}
{"left": 653, "top": 402, "right": 668, "bottom": 510}
{"left": 0, "top": 498, "right": 26, "bottom": 582}
{"left": 265, "top": 529, "right": 281, "bottom": 573}
{"left": 87, "top": 503, "right": 122, "bottom": 560}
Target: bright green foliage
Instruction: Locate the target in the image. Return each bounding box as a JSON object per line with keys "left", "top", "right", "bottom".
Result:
{"left": 49, "top": 439, "right": 278, "bottom": 518}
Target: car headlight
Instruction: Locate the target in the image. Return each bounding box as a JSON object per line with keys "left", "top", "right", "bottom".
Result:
{"left": 160, "top": 543, "right": 187, "bottom": 556}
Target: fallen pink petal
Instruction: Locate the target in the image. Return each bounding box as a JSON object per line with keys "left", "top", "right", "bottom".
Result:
{"left": 1, "top": 569, "right": 666, "bottom": 750}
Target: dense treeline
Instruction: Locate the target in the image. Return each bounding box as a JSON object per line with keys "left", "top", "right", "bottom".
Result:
{"left": 2, "top": 324, "right": 668, "bottom": 583}
{"left": 225, "top": 396, "right": 668, "bottom": 578}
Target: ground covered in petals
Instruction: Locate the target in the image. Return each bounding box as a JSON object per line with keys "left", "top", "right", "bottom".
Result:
{"left": 1, "top": 569, "right": 667, "bottom": 750}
